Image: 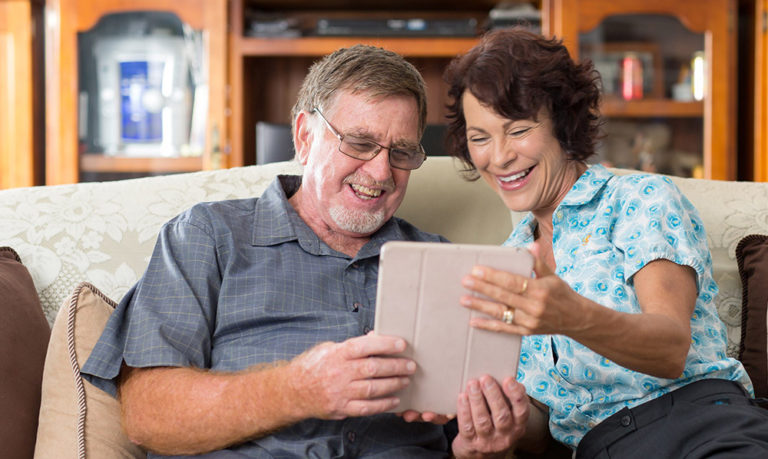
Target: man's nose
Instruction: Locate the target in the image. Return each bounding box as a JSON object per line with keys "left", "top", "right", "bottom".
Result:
{"left": 361, "top": 147, "right": 394, "bottom": 180}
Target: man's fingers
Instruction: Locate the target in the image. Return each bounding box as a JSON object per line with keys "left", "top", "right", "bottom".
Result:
{"left": 347, "top": 375, "right": 411, "bottom": 401}
{"left": 398, "top": 410, "right": 453, "bottom": 424}
{"left": 343, "top": 334, "right": 408, "bottom": 359}
{"left": 343, "top": 397, "right": 402, "bottom": 417}
{"left": 352, "top": 356, "right": 416, "bottom": 379}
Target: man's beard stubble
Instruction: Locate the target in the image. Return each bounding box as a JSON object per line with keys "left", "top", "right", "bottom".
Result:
{"left": 329, "top": 205, "right": 387, "bottom": 235}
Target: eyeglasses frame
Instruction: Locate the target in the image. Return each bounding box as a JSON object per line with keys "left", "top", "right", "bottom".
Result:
{"left": 312, "top": 107, "right": 426, "bottom": 170}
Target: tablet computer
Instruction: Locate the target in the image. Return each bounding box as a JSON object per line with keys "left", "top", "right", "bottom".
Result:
{"left": 373, "top": 241, "right": 533, "bottom": 414}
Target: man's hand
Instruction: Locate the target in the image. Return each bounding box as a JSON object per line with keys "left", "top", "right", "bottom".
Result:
{"left": 451, "top": 376, "right": 529, "bottom": 459}
{"left": 289, "top": 333, "right": 416, "bottom": 420}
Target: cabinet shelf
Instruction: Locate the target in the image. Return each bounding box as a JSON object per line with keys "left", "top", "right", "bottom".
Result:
{"left": 235, "top": 36, "right": 480, "bottom": 57}
{"left": 79, "top": 155, "right": 203, "bottom": 174}
{"left": 601, "top": 99, "right": 704, "bottom": 118}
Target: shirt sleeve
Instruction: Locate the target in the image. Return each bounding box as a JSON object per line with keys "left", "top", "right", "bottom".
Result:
{"left": 82, "top": 207, "right": 221, "bottom": 396}
{"left": 611, "top": 174, "right": 711, "bottom": 291}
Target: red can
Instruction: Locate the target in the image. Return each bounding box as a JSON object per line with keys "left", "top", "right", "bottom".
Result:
{"left": 621, "top": 53, "right": 643, "bottom": 100}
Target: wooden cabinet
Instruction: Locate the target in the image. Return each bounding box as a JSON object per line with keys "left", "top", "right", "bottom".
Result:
{"left": 542, "top": 0, "right": 737, "bottom": 180}
{"left": 753, "top": 0, "right": 768, "bottom": 181}
{"left": 227, "top": 0, "right": 501, "bottom": 166}
{"left": 0, "top": 0, "right": 43, "bottom": 188}
{"left": 44, "top": 0, "right": 227, "bottom": 185}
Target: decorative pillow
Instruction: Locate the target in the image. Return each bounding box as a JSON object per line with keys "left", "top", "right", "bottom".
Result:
{"left": 0, "top": 247, "right": 51, "bottom": 459}
{"left": 736, "top": 234, "right": 768, "bottom": 399}
{"left": 34, "top": 282, "right": 145, "bottom": 458}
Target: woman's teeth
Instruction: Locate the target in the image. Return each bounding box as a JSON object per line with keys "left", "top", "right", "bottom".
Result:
{"left": 351, "top": 184, "right": 382, "bottom": 199}
{"left": 499, "top": 167, "right": 531, "bottom": 183}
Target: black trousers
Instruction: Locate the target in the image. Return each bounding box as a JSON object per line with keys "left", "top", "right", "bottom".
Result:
{"left": 576, "top": 379, "right": 768, "bottom": 459}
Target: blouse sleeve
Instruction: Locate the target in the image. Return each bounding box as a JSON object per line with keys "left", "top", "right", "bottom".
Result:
{"left": 611, "top": 174, "right": 712, "bottom": 293}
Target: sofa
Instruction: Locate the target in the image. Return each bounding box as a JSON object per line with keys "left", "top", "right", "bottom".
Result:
{"left": 0, "top": 156, "right": 766, "bottom": 458}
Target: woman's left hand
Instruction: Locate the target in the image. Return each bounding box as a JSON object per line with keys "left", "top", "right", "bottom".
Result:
{"left": 451, "top": 375, "right": 529, "bottom": 459}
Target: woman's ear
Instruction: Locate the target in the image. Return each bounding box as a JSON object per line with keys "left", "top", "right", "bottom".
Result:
{"left": 294, "top": 111, "right": 313, "bottom": 165}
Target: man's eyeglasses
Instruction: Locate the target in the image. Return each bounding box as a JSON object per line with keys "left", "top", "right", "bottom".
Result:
{"left": 312, "top": 108, "right": 426, "bottom": 170}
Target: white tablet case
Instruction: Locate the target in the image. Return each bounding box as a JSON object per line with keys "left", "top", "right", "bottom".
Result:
{"left": 374, "top": 241, "right": 533, "bottom": 414}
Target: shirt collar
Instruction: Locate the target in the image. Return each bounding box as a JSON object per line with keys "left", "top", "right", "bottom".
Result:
{"left": 558, "top": 163, "right": 613, "bottom": 207}
{"left": 509, "top": 164, "right": 614, "bottom": 244}
{"left": 251, "top": 175, "right": 302, "bottom": 247}
{"left": 251, "top": 175, "right": 406, "bottom": 261}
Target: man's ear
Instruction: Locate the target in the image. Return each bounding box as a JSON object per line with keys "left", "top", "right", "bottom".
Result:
{"left": 294, "top": 111, "right": 312, "bottom": 166}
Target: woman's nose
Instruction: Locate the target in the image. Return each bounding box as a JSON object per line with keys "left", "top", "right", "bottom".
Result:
{"left": 491, "top": 137, "right": 517, "bottom": 167}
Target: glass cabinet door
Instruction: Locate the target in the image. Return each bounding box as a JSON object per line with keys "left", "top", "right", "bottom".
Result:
{"left": 45, "top": 0, "right": 226, "bottom": 185}
{"left": 542, "top": 0, "right": 736, "bottom": 180}
{"left": 581, "top": 14, "right": 705, "bottom": 177}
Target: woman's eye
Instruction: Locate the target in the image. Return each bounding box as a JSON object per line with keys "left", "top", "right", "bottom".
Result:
{"left": 468, "top": 136, "right": 489, "bottom": 144}
{"left": 509, "top": 128, "right": 531, "bottom": 137}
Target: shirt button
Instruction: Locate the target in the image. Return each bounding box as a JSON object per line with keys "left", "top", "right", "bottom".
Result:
{"left": 352, "top": 302, "right": 362, "bottom": 312}
{"left": 352, "top": 263, "right": 359, "bottom": 269}
{"left": 556, "top": 211, "right": 563, "bottom": 220}
{"left": 620, "top": 415, "right": 631, "bottom": 427}
{"left": 363, "top": 326, "right": 372, "bottom": 334}
{"left": 347, "top": 431, "right": 356, "bottom": 443}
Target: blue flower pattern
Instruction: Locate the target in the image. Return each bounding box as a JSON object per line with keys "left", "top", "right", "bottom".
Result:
{"left": 504, "top": 165, "right": 752, "bottom": 448}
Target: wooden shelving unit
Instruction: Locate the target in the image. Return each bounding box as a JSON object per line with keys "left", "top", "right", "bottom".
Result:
{"left": 37, "top": 0, "right": 742, "bottom": 183}
{"left": 235, "top": 36, "right": 480, "bottom": 57}
{"left": 79, "top": 155, "right": 203, "bottom": 173}
{"left": 601, "top": 99, "right": 704, "bottom": 118}
{"left": 227, "top": 0, "right": 497, "bottom": 167}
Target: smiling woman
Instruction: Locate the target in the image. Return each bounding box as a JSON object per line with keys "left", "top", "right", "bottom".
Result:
{"left": 441, "top": 27, "right": 768, "bottom": 458}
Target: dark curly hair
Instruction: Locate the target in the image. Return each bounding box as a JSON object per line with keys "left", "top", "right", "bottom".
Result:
{"left": 443, "top": 27, "right": 602, "bottom": 177}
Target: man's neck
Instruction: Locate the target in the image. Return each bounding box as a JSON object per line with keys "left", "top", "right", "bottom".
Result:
{"left": 287, "top": 188, "right": 370, "bottom": 258}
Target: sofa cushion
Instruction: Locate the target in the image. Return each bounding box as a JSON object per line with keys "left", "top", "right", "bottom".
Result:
{"left": 34, "top": 282, "right": 145, "bottom": 458}
{"left": 737, "top": 234, "right": 768, "bottom": 399}
{"left": 0, "top": 246, "right": 50, "bottom": 459}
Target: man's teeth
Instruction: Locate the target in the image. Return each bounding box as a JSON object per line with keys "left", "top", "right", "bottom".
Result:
{"left": 499, "top": 168, "right": 530, "bottom": 183}
{"left": 350, "top": 184, "right": 382, "bottom": 198}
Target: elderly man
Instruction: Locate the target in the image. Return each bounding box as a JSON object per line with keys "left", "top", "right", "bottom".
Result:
{"left": 82, "top": 44, "right": 529, "bottom": 458}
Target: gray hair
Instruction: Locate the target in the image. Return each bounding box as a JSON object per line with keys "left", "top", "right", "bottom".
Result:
{"left": 291, "top": 44, "right": 427, "bottom": 136}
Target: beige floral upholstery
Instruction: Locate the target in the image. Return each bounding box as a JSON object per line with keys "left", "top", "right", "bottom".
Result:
{"left": 661, "top": 174, "right": 768, "bottom": 357}
{"left": 0, "top": 161, "right": 303, "bottom": 324}
{"left": 1, "top": 157, "right": 767, "bottom": 361}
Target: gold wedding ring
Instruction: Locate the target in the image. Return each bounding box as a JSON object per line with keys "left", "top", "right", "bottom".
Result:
{"left": 502, "top": 308, "right": 515, "bottom": 325}
{"left": 520, "top": 279, "right": 528, "bottom": 295}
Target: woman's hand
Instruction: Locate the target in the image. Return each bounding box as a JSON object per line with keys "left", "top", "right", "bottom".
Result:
{"left": 460, "top": 241, "right": 698, "bottom": 378}
{"left": 460, "top": 241, "right": 589, "bottom": 337}
{"left": 451, "top": 375, "right": 530, "bottom": 459}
